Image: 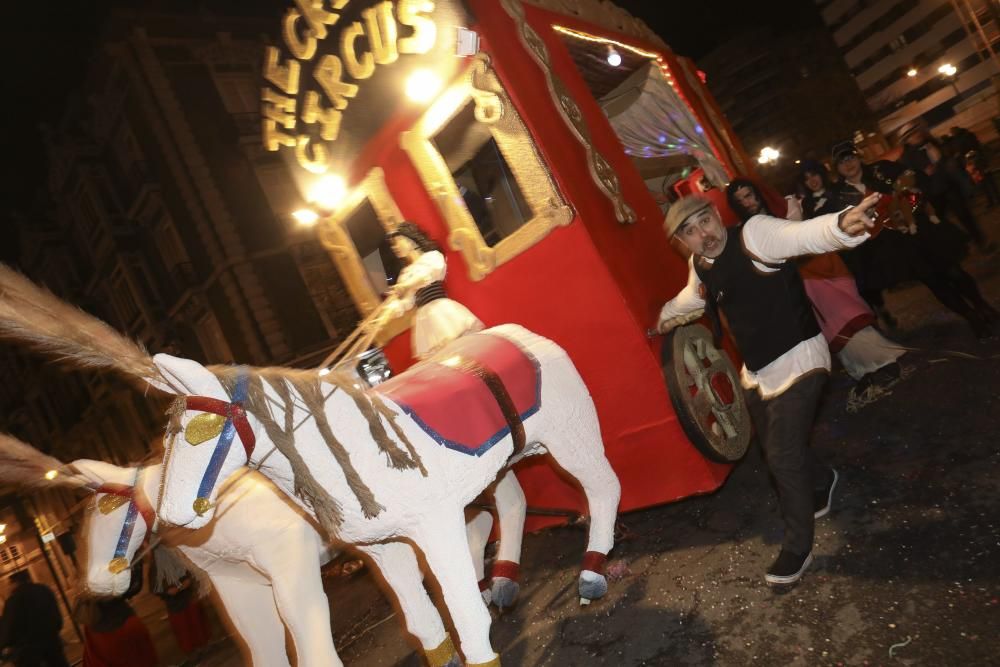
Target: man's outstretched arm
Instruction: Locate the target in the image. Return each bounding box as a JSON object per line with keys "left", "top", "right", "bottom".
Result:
{"left": 745, "top": 192, "right": 880, "bottom": 263}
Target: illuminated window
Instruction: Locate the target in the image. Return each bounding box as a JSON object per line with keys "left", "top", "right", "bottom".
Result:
{"left": 401, "top": 55, "right": 573, "bottom": 281}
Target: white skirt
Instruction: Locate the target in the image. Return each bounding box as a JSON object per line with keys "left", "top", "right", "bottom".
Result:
{"left": 836, "top": 325, "right": 904, "bottom": 381}
{"left": 412, "top": 298, "right": 484, "bottom": 359}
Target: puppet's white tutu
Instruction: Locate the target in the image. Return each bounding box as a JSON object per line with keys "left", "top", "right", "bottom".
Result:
{"left": 413, "top": 298, "right": 484, "bottom": 358}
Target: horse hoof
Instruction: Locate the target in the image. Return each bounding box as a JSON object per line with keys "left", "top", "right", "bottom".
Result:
{"left": 490, "top": 577, "right": 520, "bottom": 609}
{"left": 578, "top": 569, "right": 608, "bottom": 601}
{"left": 426, "top": 634, "right": 462, "bottom": 667}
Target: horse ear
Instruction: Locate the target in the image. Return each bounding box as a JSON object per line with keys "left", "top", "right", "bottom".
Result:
{"left": 70, "top": 459, "right": 131, "bottom": 489}
{"left": 149, "top": 353, "right": 222, "bottom": 397}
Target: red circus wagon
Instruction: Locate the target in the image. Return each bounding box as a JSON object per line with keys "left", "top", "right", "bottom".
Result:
{"left": 261, "top": 0, "right": 756, "bottom": 529}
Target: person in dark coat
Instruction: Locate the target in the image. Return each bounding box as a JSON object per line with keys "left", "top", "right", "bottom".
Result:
{"left": 828, "top": 140, "right": 998, "bottom": 340}
{"left": 0, "top": 570, "right": 69, "bottom": 667}
{"left": 899, "top": 123, "right": 996, "bottom": 252}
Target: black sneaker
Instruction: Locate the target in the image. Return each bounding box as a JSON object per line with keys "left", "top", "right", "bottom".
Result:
{"left": 765, "top": 549, "right": 813, "bottom": 586}
{"left": 814, "top": 468, "right": 839, "bottom": 519}
{"left": 870, "top": 362, "right": 901, "bottom": 385}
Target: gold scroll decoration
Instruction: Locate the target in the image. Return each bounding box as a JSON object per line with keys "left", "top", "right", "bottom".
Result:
{"left": 498, "top": 0, "right": 636, "bottom": 224}
{"left": 400, "top": 53, "right": 574, "bottom": 281}
{"left": 523, "top": 0, "right": 668, "bottom": 50}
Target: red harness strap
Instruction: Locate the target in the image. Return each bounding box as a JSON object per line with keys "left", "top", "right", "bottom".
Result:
{"left": 184, "top": 395, "right": 256, "bottom": 459}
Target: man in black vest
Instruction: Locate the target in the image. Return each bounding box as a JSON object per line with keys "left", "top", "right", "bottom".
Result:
{"left": 657, "top": 192, "right": 879, "bottom": 585}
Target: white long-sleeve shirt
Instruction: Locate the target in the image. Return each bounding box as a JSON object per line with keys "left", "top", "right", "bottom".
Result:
{"left": 658, "top": 210, "right": 867, "bottom": 398}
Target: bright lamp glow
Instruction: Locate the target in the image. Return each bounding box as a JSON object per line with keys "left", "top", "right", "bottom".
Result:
{"left": 906, "top": 68, "right": 918, "bottom": 77}
{"left": 292, "top": 209, "right": 320, "bottom": 226}
{"left": 0, "top": 524, "right": 6, "bottom": 533}
{"left": 938, "top": 63, "right": 957, "bottom": 77}
{"left": 45, "top": 470, "right": 58, "bottom": 481}
{"left": 0, "top": 536, "right": 6, "bottom": 545}
{"left": 406, "top": 69, "right": 443, "bottom": 103}
{"left": 607, "top": 47, "right": 622, "bottom": 67}
{"left": 309, "top": 175, "right": 347, "bottom": 210}
{"left": 757, "top": 146, "right": 780, "bottom": 165}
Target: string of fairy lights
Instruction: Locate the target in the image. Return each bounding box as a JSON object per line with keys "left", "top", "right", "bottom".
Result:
{"left": 553, "top": 24, "right": 725, "bottom": 164}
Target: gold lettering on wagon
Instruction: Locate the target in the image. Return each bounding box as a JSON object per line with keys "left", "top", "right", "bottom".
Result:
{"left": 261, "top": 0, "right": 440, "bottom": 172}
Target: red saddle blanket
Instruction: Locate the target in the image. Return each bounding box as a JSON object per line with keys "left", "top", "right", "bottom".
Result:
{"left": 375, "top": 333, "right": 541, "bottom": 456}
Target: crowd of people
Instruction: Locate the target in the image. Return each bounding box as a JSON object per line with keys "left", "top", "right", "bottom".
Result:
{"left": 656, "top": 122, "right": 997, "bottom": 588}
{"left": 0, "top": 548, "right": 214, "bottom": 667}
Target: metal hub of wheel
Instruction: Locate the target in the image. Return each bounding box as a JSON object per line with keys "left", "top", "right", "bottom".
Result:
{"left": 661, "top": 324, "right": 751, "bottom": 463}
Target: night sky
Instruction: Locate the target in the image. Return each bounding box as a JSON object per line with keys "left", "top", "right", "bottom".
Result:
{"left": 0, "top": 0, "right": 824, "bottom": 225}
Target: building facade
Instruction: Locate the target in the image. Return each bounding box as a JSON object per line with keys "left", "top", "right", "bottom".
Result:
{"left": 817, "top": 0, "right": 1000, "bottom": 139}
{"left": 698, "top": 26, "right": 875, "bottom": 185}
{"left": 0, "top": 7, "right": 360, "bottom": 600}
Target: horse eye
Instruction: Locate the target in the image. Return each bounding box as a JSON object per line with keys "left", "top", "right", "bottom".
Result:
{"left": 185, "top": 413, "right": 226, "bottom": 445}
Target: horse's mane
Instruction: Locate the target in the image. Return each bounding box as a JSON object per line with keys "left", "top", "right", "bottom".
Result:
{"left": 0, "top": 264, "right": 427, "bottom": 536}
{"left": 198, "top": 365, "right": 426, "bottom": 535}
{"left": 0, "top": 264, "right": 168, "bottom": 389}
{"left": 0, "top": 432, "right": 91, "bottom": 490}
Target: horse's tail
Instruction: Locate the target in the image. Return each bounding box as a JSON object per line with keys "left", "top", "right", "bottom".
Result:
{"left": 0, "top": 432, "right": 91, "bottom": 490}
{"left": 0, "top": 264, "right": 160, "bottom": 384}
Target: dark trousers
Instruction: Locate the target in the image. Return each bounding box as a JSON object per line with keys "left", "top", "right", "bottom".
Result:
{"left": 932, "top": 191, "right": 985, "bottom": 246}
{"left": 744, "top": 372, "right": 831, "bottom": 555}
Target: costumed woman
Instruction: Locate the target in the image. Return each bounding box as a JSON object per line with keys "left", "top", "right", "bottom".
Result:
{"left": 379, "top": 221, "right": 526, "bottom": 608}
{"left": 726, "top": 176, "right": 904, "bottom": 406}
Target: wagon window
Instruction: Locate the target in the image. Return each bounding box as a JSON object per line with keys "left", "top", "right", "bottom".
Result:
{"left": 343, "top": 200, "right": 404, "bottom": 295}
{"left": 433, "top": 103, "right": 534, "bottom": 248}
{"left": 402, "top": 55, "right": 573, "bottom": 281}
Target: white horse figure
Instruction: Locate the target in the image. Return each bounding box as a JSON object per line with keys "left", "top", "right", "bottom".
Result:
{"left": 0, "top": 438, "right": 467, "bottom": 667}
{"left": 0, "top": 266, "right": 622, "bottom": 667}
{"left": 76, "top": 459, "right": 343, "bottom": 667}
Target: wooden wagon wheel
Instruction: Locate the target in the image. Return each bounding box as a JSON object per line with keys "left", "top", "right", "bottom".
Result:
{"left": 661, "top": 324, "right": 751, "bottom": 463}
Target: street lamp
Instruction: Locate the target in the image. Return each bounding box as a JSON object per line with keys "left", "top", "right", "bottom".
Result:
{"left": 292, "top": 209, "right": 320, "bottom": 226}
{"left": 938, "top": 63, "right": 961, "bottom": 98}
{"left": 757, "top": 146, "right": 780, "bottom": 165}
{"left": 309, "top": 175, "right": 348, "bottom": 211}
{"left": 606, "top": 46, "right": 622, "bottom": 67}
{"left": 938, "top": 63, "right": 957, "bottom": 77}
{"left": 405, "top": 69, "right": 443, "bottom": 103}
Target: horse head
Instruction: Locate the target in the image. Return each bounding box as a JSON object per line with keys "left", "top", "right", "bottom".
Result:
{"left": 73, "top": 459, "right": 156, "bottom": 597}
{"left": 151, "top": 354, "right": 259, "bottom": 530}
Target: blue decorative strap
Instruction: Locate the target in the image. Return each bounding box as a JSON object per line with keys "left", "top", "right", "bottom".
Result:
{"left": 195, "top": 368, "right": 249, "bottom": 503}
